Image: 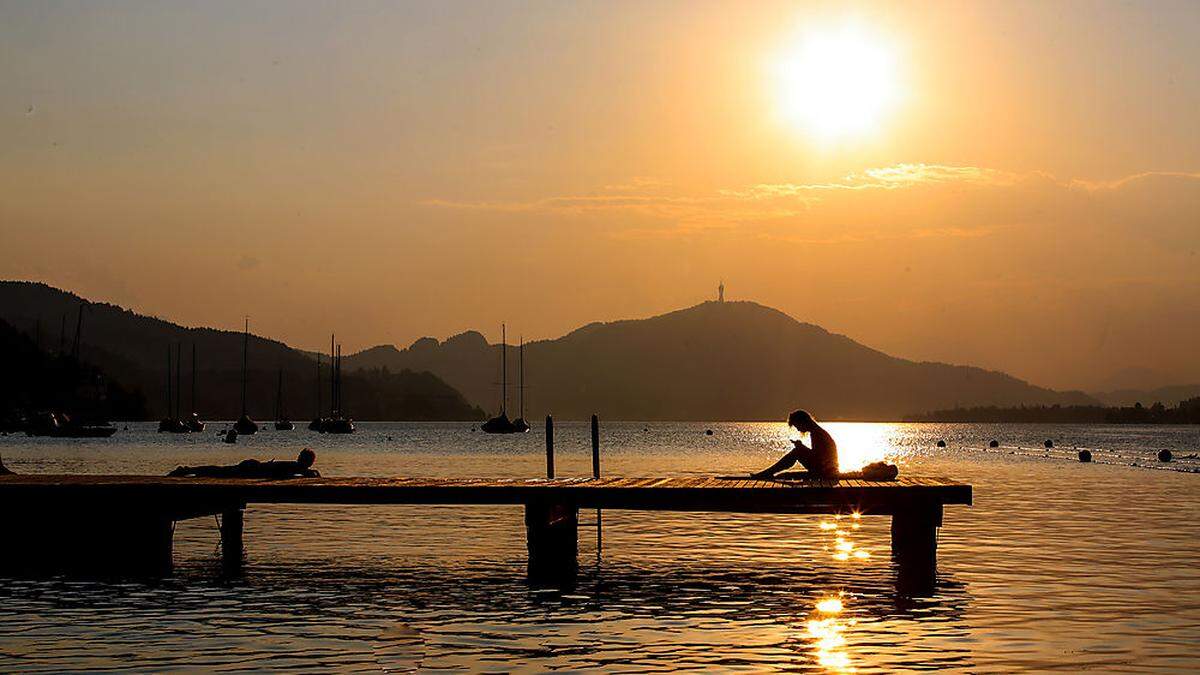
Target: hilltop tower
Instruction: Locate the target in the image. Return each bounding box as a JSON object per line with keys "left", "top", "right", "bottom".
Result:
{"left": 718, "top": 280, "right": 725, "bottom": 303}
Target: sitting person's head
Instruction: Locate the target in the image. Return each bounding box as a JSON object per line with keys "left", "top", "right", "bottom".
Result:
{"left": 297, "top": 448, "right": 316, "bottom": 468}
{"left": 788, "top": 409, "right": 818, "bottom": 433}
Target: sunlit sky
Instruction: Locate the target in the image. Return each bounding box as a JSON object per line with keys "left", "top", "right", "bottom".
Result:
{"left": 2, "top": 0, "right": 1198, "bottom": 391}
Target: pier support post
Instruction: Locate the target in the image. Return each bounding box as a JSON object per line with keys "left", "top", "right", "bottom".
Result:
{"left": 221, "top": 506, "right": 245, "bottom": 573}
{"left": 118, "top": 515, "right": 175, "bottom": 576}
{"left": 891, "top": 504, "right": 941, "bottom": 594}
{"left": 524, "top": 502, "right": 578, "bottom": 583}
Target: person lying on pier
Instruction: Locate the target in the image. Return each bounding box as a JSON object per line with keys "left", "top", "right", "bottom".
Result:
{"left": 168, "top": 448, "right": 321, "bottom": 479}
{"left": 752, "top": 409, "right": 839, "bottom": 479}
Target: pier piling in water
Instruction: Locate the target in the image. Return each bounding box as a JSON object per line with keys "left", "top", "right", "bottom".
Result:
{"left": 524, "top": 502, "right": 578, "bottom": 582}
{"left": 221, "top": 506, "right": 245, "bottom": 573}
{"left": 890, "top": 503, "right": 942, "bottom": 592}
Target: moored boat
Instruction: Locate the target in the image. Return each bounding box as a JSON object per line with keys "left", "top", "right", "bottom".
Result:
{"left": 324, "top": 341, "right": 354, "bottom": 434}
{"left": 274, "top": 368, "right": 294, "bottom": 430}
{"left": 510, "top": 336, "right": 531, "bottom": 433}
{"left": 28, "top": 411, "right": 118, "bottom": 438}
{"left": 482, "top": 324, "right": 522, "bottom": 434}
{"left": 234, "top": 318, "right": 258, "bottom": 435}
{"left": 185, "top": 344, "right": 205, "bottom": 432}
{"left": 158, "top": 343, "right": 188, "bottom": 433}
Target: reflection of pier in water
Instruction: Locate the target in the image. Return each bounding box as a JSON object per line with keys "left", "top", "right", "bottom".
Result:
{"left": 0, "top": 473, "right": 970, "bottom": 596}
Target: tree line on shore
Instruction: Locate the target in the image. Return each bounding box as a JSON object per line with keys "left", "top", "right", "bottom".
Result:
{"left": 907, "top": 398, "right": 1200, "bottom": 424}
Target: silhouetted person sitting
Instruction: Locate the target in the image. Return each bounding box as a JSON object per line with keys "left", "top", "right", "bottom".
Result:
{"left": 753, "top": 410, "right": 839, "bottom": 479}
{"left": 168, "top": 448, "right": 320, "bottom": 479}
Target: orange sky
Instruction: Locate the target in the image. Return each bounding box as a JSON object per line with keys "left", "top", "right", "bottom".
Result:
{"left": 2, "top": 1, "right": 1198, "bottom": 390}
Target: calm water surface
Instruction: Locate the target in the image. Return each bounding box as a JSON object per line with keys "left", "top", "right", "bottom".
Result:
{"left": 1, "top": 422, "right": 1198, "bottom": 672}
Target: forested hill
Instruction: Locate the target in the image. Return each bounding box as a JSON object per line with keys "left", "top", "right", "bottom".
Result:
{"left": 0, "top": 281, "right": 483, "bottom": 421}
{"left": 345, "top": 300, "right": 1098, "bottom": 421}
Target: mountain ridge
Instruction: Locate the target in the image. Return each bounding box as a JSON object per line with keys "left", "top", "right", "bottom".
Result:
{"left": 345, "top": 299, "right": 1097, "bottom": 421}
{"left": 0, "top": 281, "right": 483, "bottom": 421}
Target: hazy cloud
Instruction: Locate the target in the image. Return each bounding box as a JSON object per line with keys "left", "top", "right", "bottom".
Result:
{"left": 425, "top": 164, "right": 1200, "bottom": 246}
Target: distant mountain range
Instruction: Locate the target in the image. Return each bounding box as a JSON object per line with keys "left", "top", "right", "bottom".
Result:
{"left": 0, "top": 281, "right": 483, "bottom": 421}
{"left": 344, "top": 300, "right": 1100, "bottom": 421}
{"left": 11, "top": 282, "right": 1181, "bottom": 422}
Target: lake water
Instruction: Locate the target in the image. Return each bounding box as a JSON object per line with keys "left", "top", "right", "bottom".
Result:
{"left": 1, "top": 422, "right": 1198, "bottom": 672}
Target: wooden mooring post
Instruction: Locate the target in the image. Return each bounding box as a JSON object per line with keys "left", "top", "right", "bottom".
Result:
{"left": 545, "top": 415, "right": 554, "bottom": 479}
{"left": 591, "top": 413, "right": 602, "bottom": 560}
{"left": 591, "top": 414, "right": 600, "bottom": 479}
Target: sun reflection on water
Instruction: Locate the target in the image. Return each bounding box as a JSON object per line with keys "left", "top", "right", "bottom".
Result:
{"left": 819, "top": 513, "right": 872, "bottom": 563}
{"left": 807, "top": 593, "right": 857, "bottom": 672}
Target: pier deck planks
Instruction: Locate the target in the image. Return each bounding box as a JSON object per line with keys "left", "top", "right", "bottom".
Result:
{"left": 0, "top": 474, "right": 971, "bottom": 517}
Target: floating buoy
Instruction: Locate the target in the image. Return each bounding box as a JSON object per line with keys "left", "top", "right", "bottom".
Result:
{"left": 936, "top": 440, "right": 946, "bottom": 448}
{"left": 1078, "top": 450, "right": 1092, "bottom": 463}
{"left": 989, "top": 440, "right": 999, "bottom": 448}
{"left": 1044, "top": 440, "right": 1054, "bottom": 449}
{"left": 1158, "top": 449, "right": 1173, "bottom": 462}
{"left": 705, "top": 429, "right": 714, "bottom": 436}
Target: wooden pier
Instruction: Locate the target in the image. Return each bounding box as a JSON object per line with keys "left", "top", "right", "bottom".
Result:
{"left": 0, "top": 474, "right": 970, "bottom": 583}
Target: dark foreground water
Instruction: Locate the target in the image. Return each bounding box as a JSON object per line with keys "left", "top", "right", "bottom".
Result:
{"left": 1, "top": 422, "right": 1198, "bottom": 672}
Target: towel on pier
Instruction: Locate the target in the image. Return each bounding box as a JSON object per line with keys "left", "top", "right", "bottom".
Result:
{"left": 722, "top": 462, "right": 899, "bottom": 482}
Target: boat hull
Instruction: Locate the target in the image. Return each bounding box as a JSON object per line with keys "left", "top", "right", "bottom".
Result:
{"left": 233, "top": 416, "right": 259, "bottom": 435}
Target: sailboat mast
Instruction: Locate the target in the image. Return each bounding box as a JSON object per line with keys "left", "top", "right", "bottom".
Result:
{"left": 241, "top": 317, "right": 249, "bottom": 416}
{"left": 191, "top": 343, "right": 197, "bottom": 413}
{"left": 165, "top": 344, "right": 172, "bottom": 418}
{"left": 501, "top": 323, "right": 508, "bottom": 416}
{"left": 175, "top": 342, "right": 182, "bottom": 420}
{"left": 72, "top": 302, "right": 84, "bottom": 361}
{"left": 519, "top": 336, "right": 525, "bottom": 419}
{"left": 315, "top": 354, "right": 322, "bottom": 419}
{"left": 330, "top": 334, "right": 336, "bottom": 416}
{"left": 276, "top": 369, "right": 283, "bottom": 420}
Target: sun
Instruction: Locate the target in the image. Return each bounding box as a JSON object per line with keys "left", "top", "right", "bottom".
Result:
{"left": 773, "top": 22, "right": 901, "bottom": 141}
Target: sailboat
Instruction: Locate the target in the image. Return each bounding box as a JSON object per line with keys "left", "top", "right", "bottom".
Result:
{"left": 324, "top": 339, "right": 355, "bottom": 434}
{"left": 26, "top": 411, "right": 118, "bottom": 438}
{"left": 274, "top": 368, "right": 295, "bottom": 430}
{"left": 185, "top": 343, "right": 205, "bottom": 432}
{"left": 26, "top": 301, "right": 118, "bottom": 438}
{"left": 158, "top": 343, "right": 188, "bottom": 433}
{"left": 308, "top": 354, "right": 324, "bottom": 431}
{"left": 481, "top": 324, "right": 520, "bottom": 434}
{"left": 233, "top": 318, "right": 259, "bottom": 435}
{"left": 511, "top": 336, "right": 530, "bottom": 433}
